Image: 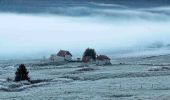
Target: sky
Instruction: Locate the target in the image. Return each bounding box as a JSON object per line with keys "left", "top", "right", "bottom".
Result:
{"left": 0, "top": 2, "right": 170, "bottom": 59}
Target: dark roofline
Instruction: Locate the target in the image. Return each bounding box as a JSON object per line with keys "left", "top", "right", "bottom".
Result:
{"left": 96, "top": 55, "right": 111, "bottom": 60}
{"left": 57, "top": 50, "right": 72, "bottom": 57}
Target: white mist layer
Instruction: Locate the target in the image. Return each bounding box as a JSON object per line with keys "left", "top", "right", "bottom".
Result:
{"left": 0, "top": 7, "right": 170, "bottom": 59}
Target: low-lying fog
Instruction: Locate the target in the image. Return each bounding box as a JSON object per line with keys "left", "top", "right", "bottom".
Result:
{"left": 0, "top": 5, "right": 170, "bottom": 59}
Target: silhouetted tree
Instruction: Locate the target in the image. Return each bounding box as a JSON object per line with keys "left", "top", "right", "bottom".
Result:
{"left": 49, "top": 54, "right": 55, "bottom": 62}
{"left": 83, "top": 48, "right": 97, "bottom": 60}
{"left": 15, "top": 64, "right": 30, "bottom": 82}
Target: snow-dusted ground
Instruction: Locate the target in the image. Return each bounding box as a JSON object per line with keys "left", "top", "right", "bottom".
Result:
{"left": 1, "top": 55, "right": 170, "bottom": 100}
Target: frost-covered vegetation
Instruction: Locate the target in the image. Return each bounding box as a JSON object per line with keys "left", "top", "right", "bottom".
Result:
{"left": 0, "top": 54, "right": 170, "bottom": 99}
{"left": 15, "top": 64, "right": 30, "bottom": 82}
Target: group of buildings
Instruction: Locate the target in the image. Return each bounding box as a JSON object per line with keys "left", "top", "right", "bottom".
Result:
{"left": 49, "top": 50, "right": 111, "bottom": 66}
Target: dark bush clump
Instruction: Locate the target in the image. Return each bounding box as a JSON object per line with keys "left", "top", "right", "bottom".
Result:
{"left": 83, "top": 48, "right": 97, "bottom": 60}
{"left": 15, "top": 64, "right": 30, "bottom": 82}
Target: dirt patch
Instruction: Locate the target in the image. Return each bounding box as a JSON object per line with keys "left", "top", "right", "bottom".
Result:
{"left": 76, "top": 67, "right": 95, "bottom": 72}
{"left": 108, "top": 94, "right": 133, "bottom": 98}
{"left": 60, "top": 75, "right": 83, "bottom": 81}
{"left": 69, "top": 67, "right": 96, "bottom": 74}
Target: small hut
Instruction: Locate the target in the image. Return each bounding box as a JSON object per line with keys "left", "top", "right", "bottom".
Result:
{"left": 96, "top": 55, "right": 111, "bottom": 65}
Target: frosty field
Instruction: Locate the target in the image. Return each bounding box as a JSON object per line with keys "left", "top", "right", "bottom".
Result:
{"left": 0, "top": 0, "right": 170, "bottom": 100}
{"left": 1, "top": 55, "right": 170, "bottom": 100}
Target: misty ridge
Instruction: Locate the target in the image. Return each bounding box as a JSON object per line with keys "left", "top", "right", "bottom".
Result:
{"left": 1, "top": 0, "right": 170, "bottom": 7}
{"left": 1, "top": 0, "right": 170, "bottom": 17}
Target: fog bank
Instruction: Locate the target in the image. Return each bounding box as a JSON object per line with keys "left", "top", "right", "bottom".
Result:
{"left": 0, "top": 6, "right": 170, "bottom": 59}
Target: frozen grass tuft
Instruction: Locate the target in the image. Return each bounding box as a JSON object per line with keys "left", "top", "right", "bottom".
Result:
{"left": 148, "top": 66, "right": 170, "bottom": 71}
{"left": 0, "top": 79, "right": 51, "bottom": 92}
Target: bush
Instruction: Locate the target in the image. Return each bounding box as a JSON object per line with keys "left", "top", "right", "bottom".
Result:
{"left": 15, "top": 64, "right": 30, "bottom": 82}
{"left": 83, "top": 48, "right": 97, "bottom": 60}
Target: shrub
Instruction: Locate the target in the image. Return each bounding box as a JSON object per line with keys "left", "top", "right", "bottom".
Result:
{"left": 15, "top": 64, "right": 30, "bottom": 82}
{"left": 83, "top": 48, "right": 97, "bottom": 60}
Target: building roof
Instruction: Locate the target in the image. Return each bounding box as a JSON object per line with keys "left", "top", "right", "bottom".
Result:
{"left": 96, "top": 55, "right": 111, "bottom": 60}
{"left": 57, "top": 50, "right": 72, "bottom": 57}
